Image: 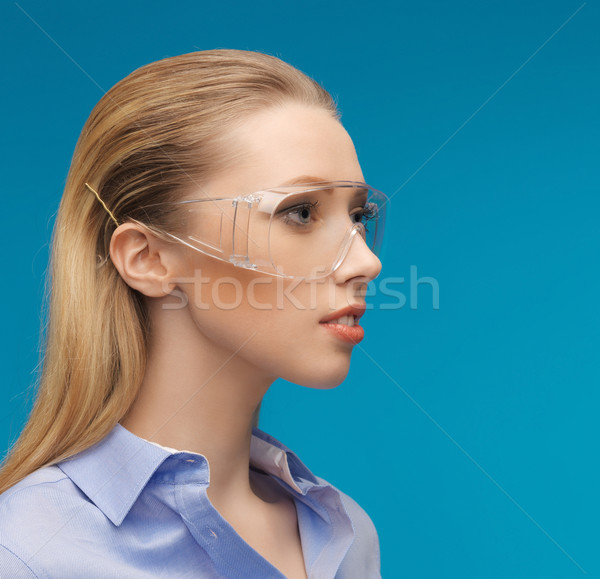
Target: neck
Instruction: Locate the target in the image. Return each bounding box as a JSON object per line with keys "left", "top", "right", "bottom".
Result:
{"left": 120, "top": 298, "right": 274, "bottom": 506}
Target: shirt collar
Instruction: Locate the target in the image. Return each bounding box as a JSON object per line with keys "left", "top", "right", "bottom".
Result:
{"left": 249, "top": 427, "right": 319, "bottom": 493}
{"left": 57, "top": 423, "right": 321, "bottom": 527}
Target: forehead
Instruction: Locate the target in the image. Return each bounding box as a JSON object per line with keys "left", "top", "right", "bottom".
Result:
{"left": 206, "top": 103, "right": 364, "bottom": 195}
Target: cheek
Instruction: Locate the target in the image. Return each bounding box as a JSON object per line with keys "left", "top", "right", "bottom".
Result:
{"left": 178, "top": 261, "right": 353, "bottom": 388}
{"left": 185, "top": 270, "right": 314, "bottom": 342}
{"left": 247, "top": 278, "right": 356, "bottom": 388}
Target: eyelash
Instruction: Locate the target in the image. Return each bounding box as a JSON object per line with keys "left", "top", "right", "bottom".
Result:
{"left": 352, "top": 203, "right": 377, "bottom": 224}
{"left": 280, "top": 201, "right": 376, "bottom": 228}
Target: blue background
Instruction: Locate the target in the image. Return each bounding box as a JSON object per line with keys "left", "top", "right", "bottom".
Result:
{"left": 1, "top": 1, "right": 598, "bottom": 577}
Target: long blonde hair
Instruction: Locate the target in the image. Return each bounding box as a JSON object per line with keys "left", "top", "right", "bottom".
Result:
{"left": 0, "top": 49, "right": 337, "bottom": 494}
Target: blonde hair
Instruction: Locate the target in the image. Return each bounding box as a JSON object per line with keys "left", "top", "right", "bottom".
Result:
{"left": 0, "top": 49, "right": 337, "bottom": 494}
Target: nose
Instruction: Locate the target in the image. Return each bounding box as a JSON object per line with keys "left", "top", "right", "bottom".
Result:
{"left": 332, "top": 228, "right": 382, "bottom": 284}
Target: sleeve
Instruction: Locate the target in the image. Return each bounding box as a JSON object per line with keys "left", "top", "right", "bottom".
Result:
{"left": 0, "top": 544, "right": 38, "bottom": 578}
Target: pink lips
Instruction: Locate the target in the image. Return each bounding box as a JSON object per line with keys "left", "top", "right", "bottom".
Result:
{"left": 319, "top": 305, "right": 366, "bottom": 324}
{"left": 319, "top": 305, "right": 367, "bottom": 345}
{"left": 321, "top": 323, "right": 365, "bottom": 344}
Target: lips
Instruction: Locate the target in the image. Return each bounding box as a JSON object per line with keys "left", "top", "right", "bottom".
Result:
{"left": 319, "top": 305, "right": 367, "bottom": 344}
{"left": 319, "top": 305, "right": 366, "bottom": 325}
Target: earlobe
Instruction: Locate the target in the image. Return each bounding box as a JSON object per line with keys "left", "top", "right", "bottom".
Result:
{"left": 109, "top": 223, "right": 172, "bottom": 298}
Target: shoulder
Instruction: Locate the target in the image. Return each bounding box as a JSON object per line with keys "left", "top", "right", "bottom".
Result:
{"left": 0, "top": 464, "right": 83, "bottom": 525}
{"left": 0, "top": 465, "right": 89, "bottom": 576}
{"left": 316, "top": 476, "right": 381, "bottom": 579}
{"left": 315, "top": 475, "right": 379, "bottom": 540}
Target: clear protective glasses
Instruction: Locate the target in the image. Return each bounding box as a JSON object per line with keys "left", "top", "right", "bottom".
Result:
{"left": 140, "top": 181, "right": 388, "bottom": 280}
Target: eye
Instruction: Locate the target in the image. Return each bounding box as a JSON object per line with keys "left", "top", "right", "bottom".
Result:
{"left": 280, "top": 201, "right": 319, "bottom": 226}
{"left": 352, "top": 202, "right": 378, "bottom": 226}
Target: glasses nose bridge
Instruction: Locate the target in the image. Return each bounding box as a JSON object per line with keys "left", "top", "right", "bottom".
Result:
{"left": 330, "top": 222, "right": 369, "bottom": 272}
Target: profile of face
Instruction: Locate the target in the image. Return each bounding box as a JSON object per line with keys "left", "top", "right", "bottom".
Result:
{"left": 116, "top": 103, "right": 383, "bottom": 389}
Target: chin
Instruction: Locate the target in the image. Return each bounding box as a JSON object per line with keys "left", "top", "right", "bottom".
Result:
{"left": 285, "top": 362, "right": 352, "bottom": 390}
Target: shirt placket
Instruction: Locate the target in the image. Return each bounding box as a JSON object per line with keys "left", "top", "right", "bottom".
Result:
{"left": 170, "top": 457, "right": 287, "bottom": 579}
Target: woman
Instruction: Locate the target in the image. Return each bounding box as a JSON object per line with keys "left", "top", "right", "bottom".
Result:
{"left": 0, "top": 49, "right": 386, "bottom": 578}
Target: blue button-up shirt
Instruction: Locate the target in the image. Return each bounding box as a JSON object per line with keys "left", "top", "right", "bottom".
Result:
{"left": 0, "top": 424, "right": 380, "bottom": 578}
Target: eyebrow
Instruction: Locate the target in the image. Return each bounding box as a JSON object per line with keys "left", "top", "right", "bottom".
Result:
{"left": 279, "top": 176, "right": 369, "bottom": 204}
{"left": 280, "top": 175, "right": 331, "bottom": 186}
{"left": 281, "top": 175, "right": 368, "bottom": 192}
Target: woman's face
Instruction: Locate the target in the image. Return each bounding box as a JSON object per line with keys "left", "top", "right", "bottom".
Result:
{"left": 170, "top": 103, "right": 382, "bottom": 388}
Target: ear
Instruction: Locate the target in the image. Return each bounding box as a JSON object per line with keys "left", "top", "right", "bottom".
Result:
{"left": 109, "top": 223, "right": 177, "bottom": 298}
